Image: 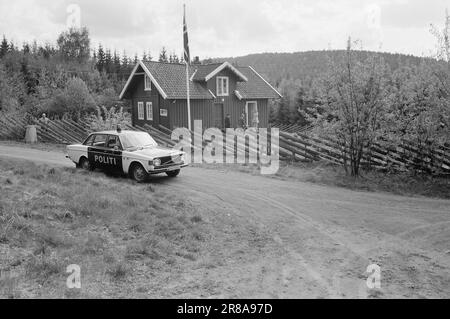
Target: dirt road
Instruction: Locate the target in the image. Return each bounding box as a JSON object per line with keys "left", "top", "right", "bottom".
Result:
{"left": 0, "top": 145, "right": 449, "bottom": 298}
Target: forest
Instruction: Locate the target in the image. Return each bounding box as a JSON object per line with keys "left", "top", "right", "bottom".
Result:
{"left": 0, "top": 27, "right": 185, "bottom": 120}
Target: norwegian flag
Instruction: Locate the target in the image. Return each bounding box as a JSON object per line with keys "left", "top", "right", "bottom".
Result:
{"left": 183, "top": 5, "right": 190, "bottom": 65}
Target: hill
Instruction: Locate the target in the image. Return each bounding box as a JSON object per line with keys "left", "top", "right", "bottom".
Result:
{"left": 212, "top": 50, "right": 428, "bottom": 86}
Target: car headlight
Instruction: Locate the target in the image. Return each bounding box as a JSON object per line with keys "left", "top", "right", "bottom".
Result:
{"left": 153, "top": 158, "right": 161, "bottom": 167}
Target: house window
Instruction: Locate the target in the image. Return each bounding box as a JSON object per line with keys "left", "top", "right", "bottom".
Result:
{"left": 144, "top": 75, "right": 152, "bottom": 91}
{"left": 160, "top": 109, "right": 168, "bottom": 117}
{"left": 137, "top": 102, "right": 144, "bottom": 120}
{"left": 146, "top": 102, "right": 153, "bottom": 121}
{"left": 216, "top": 76, "right": 229, "bottom": 96}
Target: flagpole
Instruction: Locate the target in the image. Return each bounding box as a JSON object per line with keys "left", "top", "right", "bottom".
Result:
{"left": 184, "top": 4, "right": 192, "bottom": 132}
{"left": 186, "top": 60, "right": 191, "bottom": 131}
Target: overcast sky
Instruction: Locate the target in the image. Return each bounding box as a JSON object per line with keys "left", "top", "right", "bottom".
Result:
{"left": 0, "top": 0, "right": 448, "bottom": 59}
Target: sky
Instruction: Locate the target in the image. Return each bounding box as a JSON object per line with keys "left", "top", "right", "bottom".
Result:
{"left": 0, "top": 0, "right": 448, "bottom": 59}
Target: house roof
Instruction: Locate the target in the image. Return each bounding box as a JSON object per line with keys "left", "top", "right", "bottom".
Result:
{"left": 120, "top": 60, "right": 281, "bottom": 100}
{"left": 142, "top": 61, "right": 213, "bottom": 99}
{"left": 234, "top": 66, "right": 282, "bottom": 99}
{"left": 192, "top": 62, "right": 248, "bottom": 82}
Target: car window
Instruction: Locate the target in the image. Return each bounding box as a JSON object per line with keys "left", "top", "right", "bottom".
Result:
{"left": 121, "top": 132, "right": 158, "bottom": 149}
{"left": 83, "top": 134, "right": 95, "bottom": 146}
{"left": 106, "top": 135, "right": 122, "bottom": 150}
{"left": 92, "top": 134, "right": 108, "bottom": 148}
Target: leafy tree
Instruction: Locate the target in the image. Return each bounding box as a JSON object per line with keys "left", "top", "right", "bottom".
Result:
{"left": 52, "top": 77, "right": 96, "bottom": 119}
{"left": 0, "top": 64, "right": 21, "bottom": 112}
{"left": 310, "top": 39, "right": 389, "bottom": 176}
{"left": 56, "top": 27, "right": 91, "bottom": 63}
{"left": 276, "top": 93, "right": 292, "bottom": 124}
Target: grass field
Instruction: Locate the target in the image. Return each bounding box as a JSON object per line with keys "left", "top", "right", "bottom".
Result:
{"left": 0, "top": 158, "right": 273, "bottom": 298}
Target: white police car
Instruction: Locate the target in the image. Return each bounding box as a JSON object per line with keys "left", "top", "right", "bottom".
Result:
{"left": 66, "top": 129, "right": 187, "bottom": 182}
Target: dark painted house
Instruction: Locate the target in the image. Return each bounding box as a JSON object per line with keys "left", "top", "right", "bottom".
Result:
{"left": 119, "top": 61, "right": 282, "bottom": 130}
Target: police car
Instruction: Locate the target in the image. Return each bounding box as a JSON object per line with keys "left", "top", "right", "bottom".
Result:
{"left": 66, "top": 128, "right": 187, "bottom": 182}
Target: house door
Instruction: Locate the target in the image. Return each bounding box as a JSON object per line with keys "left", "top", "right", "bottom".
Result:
{"left": 159, "top": 97, "right": 170, "bottom": 129}
{"left": 212, "top": 103, "right": 224, "bottom": 129}
{"left": 245, "top": 101, "right": 258, "bottom": 127}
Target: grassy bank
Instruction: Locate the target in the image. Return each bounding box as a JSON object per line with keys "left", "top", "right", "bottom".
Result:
{"left": 0, "top": 158, "right": 273, "bottom": 298}
{"left": 0, "top": 140, "right": 67, "bottom": 152}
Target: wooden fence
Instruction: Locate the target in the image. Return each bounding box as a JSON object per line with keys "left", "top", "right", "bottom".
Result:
{"left": 1, "top": 112, "right": 448, "bottom": 175}
{"left": 273, "top": 125, "right": 450, "bottom": 175}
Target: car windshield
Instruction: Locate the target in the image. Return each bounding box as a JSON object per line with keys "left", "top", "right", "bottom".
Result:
{"left": 120, "top": 132, "right": 158, "bottom": 149}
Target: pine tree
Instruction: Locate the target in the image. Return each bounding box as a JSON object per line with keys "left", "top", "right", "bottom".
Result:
{"left": 0, "top": 35, "right": 8, "bottom": 58}
{"left": 121, "top": 50, "right": 129, "bottom": 75}
{"left": 96, "top": 45, "right": 106, "bottom": 72}
{"left": 113, "top": 50, "right": 121, "bottom": 75}
{"left": 159, "top": 47, "right": 168, "bottom": 62}
{"left": 142, "top": 51, "right": 148, "bottom": 62}
{"left": 105, "top": 49, "right": 113, "bottom": 74}
{"left": 8, "top": 41, "right": 15, "bottom": 52}
{"left": 172, "top": 52, "right": 180, "bottom": 63}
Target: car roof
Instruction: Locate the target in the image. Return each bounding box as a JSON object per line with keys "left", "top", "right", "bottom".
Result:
{"left": 92, "top": 130, "right": 147, "bottom": 136}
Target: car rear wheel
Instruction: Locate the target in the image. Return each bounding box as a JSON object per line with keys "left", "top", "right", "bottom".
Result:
{"left": 166, "top": 169, "right": 180, "bottom": 178}
{"left": 131, "top": 163, "right": 148, "bottom": 183}
{"left": 79, "top": 157, "right": 93, "bottom": 171}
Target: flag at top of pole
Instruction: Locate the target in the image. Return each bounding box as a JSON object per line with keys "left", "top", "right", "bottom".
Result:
{"left": 183, "top": 4, "right": 190, "bottom": 65}
{"left": 183, "top": 4, "right": 192, "bottom": 130}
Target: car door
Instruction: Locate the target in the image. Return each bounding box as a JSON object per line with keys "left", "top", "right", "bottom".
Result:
{"left": 87, "top": 134, "right": 109, "bottom": 170}
{"left": 104, "top": 135, "right": 123, "bottom": 172}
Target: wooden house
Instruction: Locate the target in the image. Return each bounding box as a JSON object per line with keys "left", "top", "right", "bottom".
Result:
{"left": 119, "top": 61, "right": 282, "bottom": 130}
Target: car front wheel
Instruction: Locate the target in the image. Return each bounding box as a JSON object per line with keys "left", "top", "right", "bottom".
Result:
{"left": 131, "top": 163, "right": 148, "bottom": 183}
{"left": 166, "top": 169, "right": 180, "bottom": 178}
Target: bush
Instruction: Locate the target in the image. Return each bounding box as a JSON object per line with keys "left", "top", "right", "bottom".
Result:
{"left": 86, "top": 105, "right": 131, "bottom": 131}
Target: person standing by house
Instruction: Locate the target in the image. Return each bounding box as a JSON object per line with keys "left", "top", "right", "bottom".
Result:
{"left": 40, "top": 113, "right": 49, "bottom": 132}
{"left": 239, "top": 111, "right": 246, "bottom": 130}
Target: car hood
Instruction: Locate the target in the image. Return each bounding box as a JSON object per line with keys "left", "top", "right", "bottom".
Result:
{"left": 130, "top": 146, "right": 183, "bottom": 159}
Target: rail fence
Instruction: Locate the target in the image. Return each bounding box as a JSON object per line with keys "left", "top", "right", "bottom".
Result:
{"left": 272, "top": 123, "right": 450, "bottom": 175}
{"left": 1, "top": 112, "right": 448, "bottom": 174}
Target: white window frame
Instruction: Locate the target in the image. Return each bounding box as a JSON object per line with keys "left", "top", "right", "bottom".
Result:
{"left": 144, "top": 74, "right": 152, "bottom": 91}
{"left": 160, "top": 109, "right": 168, "bottom": 117}
{"left": 216, "top": 76, "right": 229, "bottom": 97}
{"left": 137, "top": 102, "right": 145, "bottom": 120}
{"left": 146, "top": 102, "right": 153, "bottom": 121}
{"left": 245, "top": 101, "right": 258, "bottom": 127}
